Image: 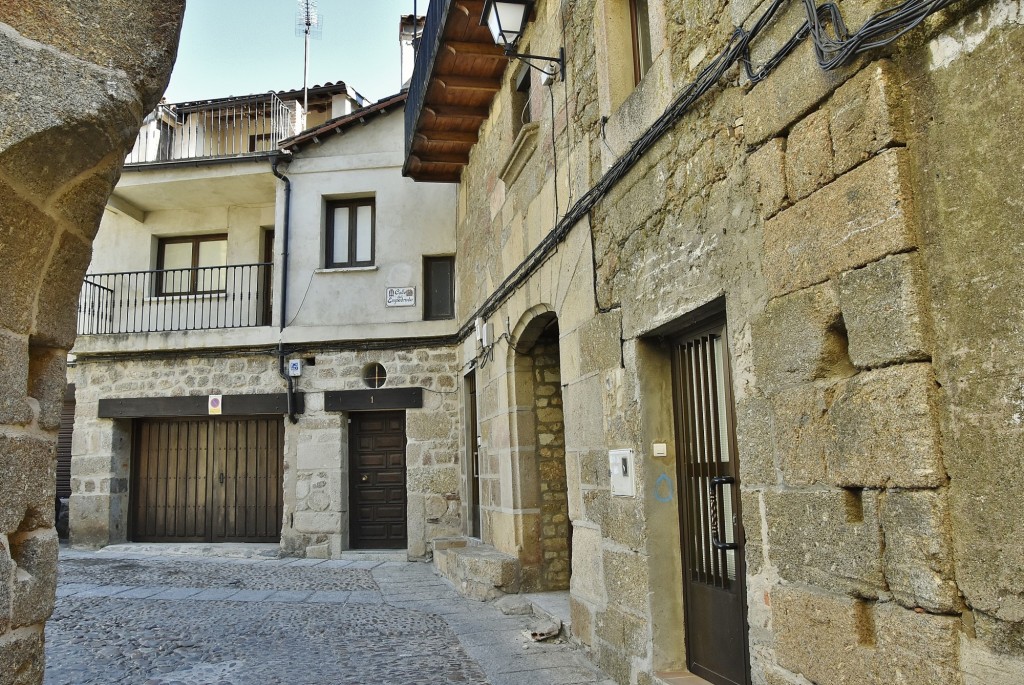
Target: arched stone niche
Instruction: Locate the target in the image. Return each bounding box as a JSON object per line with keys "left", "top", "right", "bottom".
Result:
{"left": 0, "top": 3, "right": 184, "bottom": 680}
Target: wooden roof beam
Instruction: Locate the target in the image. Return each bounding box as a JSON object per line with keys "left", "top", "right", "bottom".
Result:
{"left": 411, "top": 151, "right": 470, "bottom": 165}
{"left": 424, "top": 105, "right": 490, "bottom": 120}
{"left": 444, "top": 41, "right": 506, "bottom": 58}
{"left": 434, "top": 75, "right": 501, "bottom": 94}
{"left": 415, "top": 129, "right": 479, "bottom": 144}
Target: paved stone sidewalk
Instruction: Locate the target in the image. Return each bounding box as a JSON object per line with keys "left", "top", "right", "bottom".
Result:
{"left": 45, "top": 546, "right": 616, "bottom": 685}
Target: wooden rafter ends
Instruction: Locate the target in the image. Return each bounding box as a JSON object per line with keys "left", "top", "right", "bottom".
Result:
{"left": 445, "top": 40, "right": 506, "bottom": 58}
{"left": 404, "top": 0, "right": 508, "bottom": 182}
{"left": 434, "top": 75, "right": 502, "bottom": 94}
{"left": 425, "top": 105, "right": 490, "bottom": 120}
{"left": 416, "top": 129, "right": 479, "bottom": 144}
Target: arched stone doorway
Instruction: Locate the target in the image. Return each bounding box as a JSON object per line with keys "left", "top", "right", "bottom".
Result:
{"left": 0, "top": 4, "right": 184, "bottom": 678}
{"left": 510, "top": 310, "right": 571, "bottom": 591}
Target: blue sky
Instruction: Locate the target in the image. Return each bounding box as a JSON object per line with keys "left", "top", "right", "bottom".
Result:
{"left": 164, "top": 0, "right": 424, "bottom": 103}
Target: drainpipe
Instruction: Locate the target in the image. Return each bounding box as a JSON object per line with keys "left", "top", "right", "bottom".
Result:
{"left": 271, "top": 156, "right": 298, "bottom": 424}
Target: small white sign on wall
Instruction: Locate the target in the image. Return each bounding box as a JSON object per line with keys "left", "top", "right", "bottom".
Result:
{"left": 386, "top": 287, "right": 416, "bottom": 307}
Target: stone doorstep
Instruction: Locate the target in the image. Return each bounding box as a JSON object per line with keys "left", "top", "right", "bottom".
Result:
{"left": 89, "top": 542, "right": 282, "bottom": 559}
{"left": 653, "top": 671, "right": 713, "bottom": 685}
{"left": 522, "top": 590, "right": 573, "bottom": 637}
{"left": 340, "top": 549, "right": 409, "bottom": 562}
{"left": 433, "top": 538, "right": 575, "bottom": 640}
{"left": 432, "top": 537, "right": 522, "bottom": 600}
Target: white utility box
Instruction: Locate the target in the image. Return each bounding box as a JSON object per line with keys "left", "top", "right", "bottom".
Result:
{"left": 609, "top": 449, "right": 635, "bottom": 497}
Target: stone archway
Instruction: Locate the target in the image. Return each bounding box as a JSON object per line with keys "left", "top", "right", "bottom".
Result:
{"left": 509, "top": 309, "right": 571, "bottom": 591}
{"left": 0, "top": 4, "right": 184, "bottom": 680}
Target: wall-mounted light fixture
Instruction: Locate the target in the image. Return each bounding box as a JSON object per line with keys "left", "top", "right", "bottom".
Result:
{"left": 480, "top": 0, "right": 565, "bottom": 82}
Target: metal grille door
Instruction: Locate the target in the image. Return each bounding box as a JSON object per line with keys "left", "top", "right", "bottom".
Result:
{"left": 672, "top": 320, "right": 750, "bottom": 685}
{"left": 131, "top": 417, "right": 283, "bottom": 542}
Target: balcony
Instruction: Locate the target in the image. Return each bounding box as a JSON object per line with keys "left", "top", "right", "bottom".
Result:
{"left": 77, "top": 264, "right": 273, "bottom": 335}
{"left": 403, "top": 0, "right": 507, "bottom": 183}
{"left": 125, "top": 93, "right": 298, "bottom": 167}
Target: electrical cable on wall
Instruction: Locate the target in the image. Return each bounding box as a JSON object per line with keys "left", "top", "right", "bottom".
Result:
{"left": 456, "top": 0, "right": 963, "bottom": 342}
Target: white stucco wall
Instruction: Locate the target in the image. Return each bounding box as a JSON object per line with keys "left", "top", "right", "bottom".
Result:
{"left": 76, "top": 103, "right": 457, "bottom": 356}
{"left": 276, "top": 109, "right": 459, "bottom": 343}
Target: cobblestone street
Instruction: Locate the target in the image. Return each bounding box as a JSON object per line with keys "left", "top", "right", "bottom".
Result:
{"left": 46, "top": 546, "right": 615, "bottom": 685}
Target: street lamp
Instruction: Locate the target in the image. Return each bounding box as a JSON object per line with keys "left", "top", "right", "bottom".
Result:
{"left": 480, "top": 0, "right": 565, "bottom": 81}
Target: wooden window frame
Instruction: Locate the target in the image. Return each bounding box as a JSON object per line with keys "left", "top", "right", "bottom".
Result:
{"left": 156, "top": 234, "right": 228, "bottom": 296}
{"left": 629, "top": 0, "right": 654, "bottom": 86}
{"left": 325, "top": 198, "right": 376, "bottom": 269}
{"left": 423, "top": 255, "right": 456, "bottom": 321}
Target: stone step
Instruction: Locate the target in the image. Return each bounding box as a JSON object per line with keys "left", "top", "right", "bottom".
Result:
{"left": 522, "top": 590, "right": 572, "bottom": 636}
{"left": 432, "top": 538, "right": 521, "bottom": 601}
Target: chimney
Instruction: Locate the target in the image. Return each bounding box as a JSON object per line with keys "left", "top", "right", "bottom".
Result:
{"left": 399, "top": 14, "right": 425, "bottom": 91}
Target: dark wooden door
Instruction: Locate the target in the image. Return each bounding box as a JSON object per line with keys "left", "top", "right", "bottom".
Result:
{"left": 467, "top": 372, "right": 481, "bottom": 538}
{"left": 261, "top": 229, "right": 274, "bottom": 325}
{"left": 349, "top": 411, "right": 407, "bottom": 549}
{"left": 55, "top": 386, "right": 75, "bottom": 500}
{"left": 131, "top": 417, "right": 283, "bottom": 543}
{"left": 672, "top": 319, "right": 751, "bottom": 685}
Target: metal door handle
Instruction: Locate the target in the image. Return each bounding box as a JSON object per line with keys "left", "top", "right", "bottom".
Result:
{"left": 360, "top": 474, "right": 369, "bottom": 482}
{"left": 710, "top": 475, "right": 738, "bottom": 551}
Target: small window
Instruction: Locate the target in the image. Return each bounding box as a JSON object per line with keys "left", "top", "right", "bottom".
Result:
{"left": 156, "top": 234, "right": 227, "bottom": 295}
{"left": 363, "top": 363, "right": 388, "bottom": 389}
{"left": 630, "top": 0, "right": 653, "bottom": 85}
{"left": 424, "top": 256, "right": 455, "bottom": 321}
{"left": 326, "top": 199, "right": 375, "bottom": 268}
{"left": 511, "top": 67, "right": 532, "bottom": 137}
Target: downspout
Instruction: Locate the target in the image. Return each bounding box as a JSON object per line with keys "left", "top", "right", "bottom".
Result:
{"left": 271, "top": 155, "right": 298, "bottom": 424}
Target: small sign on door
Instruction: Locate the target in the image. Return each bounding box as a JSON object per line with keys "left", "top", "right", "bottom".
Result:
{"left": 208, "top": 395, "right": 223, "bottom": 415}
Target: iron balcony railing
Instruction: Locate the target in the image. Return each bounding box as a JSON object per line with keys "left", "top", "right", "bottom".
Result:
{"left": 126, "top": 93, "right": 298, "bottom": 165}
{"left": 77, "top": 263, "right": 273, "bottom": 335}
{"left": 405, "top": 0, "right": 451, "bottom": 161}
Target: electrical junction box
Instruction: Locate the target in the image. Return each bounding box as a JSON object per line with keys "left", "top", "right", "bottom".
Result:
{"left": 609, "top": 449, "right": 635, "bottom": 497}
{"left": 287, "top": 359, "right": 303, "bottom": 377}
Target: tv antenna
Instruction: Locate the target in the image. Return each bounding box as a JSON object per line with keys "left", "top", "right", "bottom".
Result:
{"left": 295, "top": 0, "right": 323, "bottom": 115}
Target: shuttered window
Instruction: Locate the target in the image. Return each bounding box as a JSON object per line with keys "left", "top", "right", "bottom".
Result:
{"left": 424, "top": 256, "right": 455, "bottom": 320}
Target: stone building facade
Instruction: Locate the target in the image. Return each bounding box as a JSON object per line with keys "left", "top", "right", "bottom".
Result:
{"left": 404, "top": 0, "right": 1024, "bottom": 684}
{"left": 68, "top": 94, "right": 464, "bottom": 561}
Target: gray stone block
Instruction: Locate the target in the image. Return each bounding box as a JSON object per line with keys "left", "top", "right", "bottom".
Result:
{"left": 786, "top": 109, "right": 835, "bottom": 201}
{"left": 752, "top": 283, "right": 854, "bottom": 393}
{"left": 747, "top": 137, "right": 788, "bottom": 220}
{"left": 838, "top": 252, "right": 931, "bottom": 369}
{"left": 765, "top": 489, "right": 885, "bottom": 597}
{"left": 763, "top": 149, "right": 918, "bottom": 298}
{"left": 881, "top": 489, "right": 958, "bottom": 613}
{"left": 827, "top": 364, "right": 944, "bottom": 488}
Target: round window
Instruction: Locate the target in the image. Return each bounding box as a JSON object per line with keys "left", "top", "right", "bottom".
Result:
{"left": 362, "top": 363, "right": 387, "bottom": 389}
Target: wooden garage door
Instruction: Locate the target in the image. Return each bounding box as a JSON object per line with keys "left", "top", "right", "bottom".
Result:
{"left": 131, "top": 417, "right": 283, "bottom": 542}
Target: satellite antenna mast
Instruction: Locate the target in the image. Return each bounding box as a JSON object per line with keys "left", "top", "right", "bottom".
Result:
{"left": 295, "top": 0, "right": 323, "bottom": 116}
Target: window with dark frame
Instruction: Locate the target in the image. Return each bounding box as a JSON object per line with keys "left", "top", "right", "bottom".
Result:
{"left": 156, "top": 234, "right": 228, "bottom": 296}
{"left": 326, "top": 199, "right": 375, "bottom": 268}
{"left": 630, "top": 0, "right": 654, "bottom": 85}
{"left": 423, "top": 256, "right": 455, "bottom": 321}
